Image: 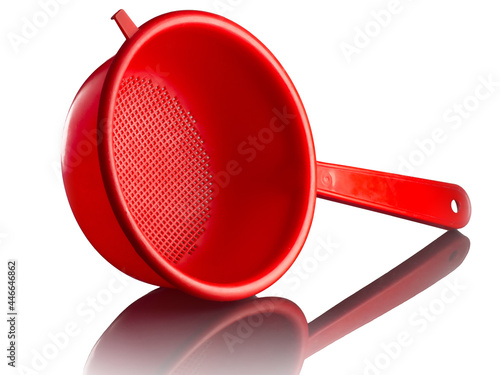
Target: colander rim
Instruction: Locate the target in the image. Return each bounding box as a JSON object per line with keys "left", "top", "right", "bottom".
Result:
{"left": 97, "top": 10, "right": 317, "bottom": 301}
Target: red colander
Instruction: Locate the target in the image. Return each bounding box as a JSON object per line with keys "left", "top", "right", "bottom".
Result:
{"left": 62, "top": 10, "right": 471, "bottom": 301}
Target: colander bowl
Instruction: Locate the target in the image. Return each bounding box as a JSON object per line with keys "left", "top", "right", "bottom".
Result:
{"left": 62, "top": 10, "right": 471, "bottom": 301}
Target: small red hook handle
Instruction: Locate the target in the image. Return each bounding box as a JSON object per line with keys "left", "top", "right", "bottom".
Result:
{"left": 111, "top": 9, "right": 138, "bottom": 39}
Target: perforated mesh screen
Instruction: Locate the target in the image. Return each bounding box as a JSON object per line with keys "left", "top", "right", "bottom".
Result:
{"left": 111, "top": 76, "right": 213, "bottom": 264}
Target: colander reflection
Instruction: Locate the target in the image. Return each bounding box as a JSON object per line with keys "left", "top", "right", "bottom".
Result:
{"left": 83, "top": 231, "right": 470, "bottom": 375}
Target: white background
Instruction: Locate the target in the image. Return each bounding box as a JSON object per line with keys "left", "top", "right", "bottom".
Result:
{"left": 1, "top": 0, "right": 499, "bottom": 374}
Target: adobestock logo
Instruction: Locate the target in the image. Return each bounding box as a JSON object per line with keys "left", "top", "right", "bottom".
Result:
{"left": 209, "top": 106, "right": 296, "bottom": 198}
{"left": 269, "top": 234, "right": 340, "bottom": 298}
{"left": 61, "top": 119, "right": 106, "bottom": 174}
{"left": 279, "top": 235, "right": 339, "bottom": 293}
{"left": 7, "top": 0, "right": 71, "bottom": 53}
{"left": 17, "top": 272, "right": 129, "bottom": 375}
{"left": 397, "top": 74, "right": 499, "bottom": 175}
{"left": 361, "top": 277, "right": 466, "bottom": 375}
{"left": 339, "top": 0, "right": 411, "bottom": 63}
{"left": 212, "top": 0, "right": 246, "bottom": 16}
{"left": 223, "top": 299, "right": 277, "bottom": 354}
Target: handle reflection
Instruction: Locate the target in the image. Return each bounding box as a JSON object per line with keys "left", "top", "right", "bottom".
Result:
{"left": 84, "top": 230, "right": 470, "bottom": 375}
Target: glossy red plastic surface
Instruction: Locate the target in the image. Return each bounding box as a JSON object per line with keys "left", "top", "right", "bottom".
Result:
{"left": 317, "top": 162, "right": 471, "bottom": 229}
{"left": 62, "top": 9, "right": 472, "bottom": 301}
{"left": 62, "top": 59, "right": 172, "bottom": 287}
{"left": 111, "top": 9, "right": 138, "bottom": 39}
{"left": 98, "top": 10, "right": 315, "bottom": 300}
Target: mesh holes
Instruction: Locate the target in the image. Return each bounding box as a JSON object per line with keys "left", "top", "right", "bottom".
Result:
{"left": 112, "top": 76, "right": 213, "bottom": 264}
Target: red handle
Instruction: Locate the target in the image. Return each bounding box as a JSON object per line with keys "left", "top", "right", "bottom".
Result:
{"left": 306, "top": 230, "right": 470, "bottom": 357}
{"left": 111, "top": 9, "right": 138, "bottom": 39}
{"left": 316, "top": 162, "right": 471, "bottom": 229}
